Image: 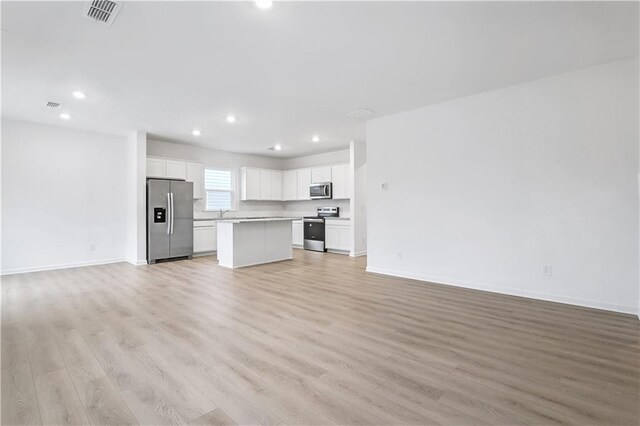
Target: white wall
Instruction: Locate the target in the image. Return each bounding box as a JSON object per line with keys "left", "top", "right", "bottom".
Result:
{"left": 1, "top": 120, "right": 129, "bottom": 274}
{"left": 127, "top": 131, "right": 147, "bottom": 265}
{"left": 282, "top": 149, "right": 349, "bottom": 169}
{"left": 350, "top": 141, "right": 367, "bottom": 256}
{"left": 367, "top": 58, "right": 639, "bottom": 314}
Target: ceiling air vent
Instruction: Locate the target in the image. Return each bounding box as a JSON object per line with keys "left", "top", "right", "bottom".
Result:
{"left": 346, "top": 108, "right": 374, "bottom": 119}
{"left": 85, "top": 0, "right": 122, "bottom": 26}
{"left": 46, "top": 101, "right": 61, "bottom": 109}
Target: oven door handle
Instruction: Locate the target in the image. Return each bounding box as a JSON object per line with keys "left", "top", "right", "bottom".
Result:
{"left": 304, "top": 219, "right": 325, "bottom": 223}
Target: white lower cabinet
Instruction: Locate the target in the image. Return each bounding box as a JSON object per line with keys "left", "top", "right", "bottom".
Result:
{"left": 193, "top": 221, "right": 217, "bottom": 253}
{"left": 336, "top": 226, "right": 351, "bottom": 251}
{"left": 325, "top": 219, "right": 351, "bottom": 252}
{"left": 325, "top": 225, "right": 338, "bottom": 249}
{"left": 292, "top": 220, "right": 303, "bottom": 246}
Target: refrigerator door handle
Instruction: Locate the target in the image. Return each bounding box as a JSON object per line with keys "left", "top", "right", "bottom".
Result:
{"left": 170, "top": 192, "right": 175, "bottom": 234}
{"left": 167, "top": 192, "right": 172, "bottom": 235}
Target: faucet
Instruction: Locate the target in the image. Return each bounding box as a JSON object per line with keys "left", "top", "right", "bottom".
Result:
{"left": 218, "top": 209, "right": 230, "bottom": 218}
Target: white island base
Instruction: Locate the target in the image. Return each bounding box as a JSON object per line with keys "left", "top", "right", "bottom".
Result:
{"left": 216, "top": 218, "right": 295, "bottom": 268}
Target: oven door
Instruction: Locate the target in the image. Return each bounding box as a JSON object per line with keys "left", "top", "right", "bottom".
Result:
{"left": 303, "top": 219, "right": 325, "bottom": 252}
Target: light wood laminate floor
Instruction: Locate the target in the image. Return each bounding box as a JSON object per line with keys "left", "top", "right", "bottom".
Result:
{"left": 2, "top": 250, "right": 639, "bottom": 425}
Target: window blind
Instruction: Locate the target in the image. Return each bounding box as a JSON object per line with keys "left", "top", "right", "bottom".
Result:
{"left": 205, "top": 169, "right": 232, "bottom": 190}
{"left": 204, "top": 169, "right": 233, "bottom": 210}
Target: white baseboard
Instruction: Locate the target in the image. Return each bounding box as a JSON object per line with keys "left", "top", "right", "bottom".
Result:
{"left": 1, "top": 258, "right": 128, "bottom": 276}
{"left": 327, "top": 249, "right": 350, "bottom": 255}
{"left": 193, "top": 251, "right": 216, "bottom": 258}
{"left": 366, "top": 266, "right": 638, "bottom": 316}
{"left": 127, "top": 259, "right": 148, "bottom": 266}
{"left": 350, "top": 251, "right": 367, "bottom": 257}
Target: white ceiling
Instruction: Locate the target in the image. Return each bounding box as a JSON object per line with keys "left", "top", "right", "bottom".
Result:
{"left": 2, "top": 1, "right": 638, "bottom": 158}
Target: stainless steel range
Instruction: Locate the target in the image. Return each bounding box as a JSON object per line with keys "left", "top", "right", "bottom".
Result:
{"left": 303, "top": 207, "right": 339, "bottom": 252}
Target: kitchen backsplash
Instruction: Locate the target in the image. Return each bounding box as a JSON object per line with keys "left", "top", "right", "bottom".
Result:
{"left": 193, "top": 198, "right": 350, "bottom": 219}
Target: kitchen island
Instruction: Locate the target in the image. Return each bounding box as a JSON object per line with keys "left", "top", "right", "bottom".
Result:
{"left": 216, "top": 218, "right": 297, "bottom": 268}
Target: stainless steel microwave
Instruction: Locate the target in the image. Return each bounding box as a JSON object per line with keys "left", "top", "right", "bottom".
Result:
{"left": 310, "top": 182, "right": 332, "bottom": 199}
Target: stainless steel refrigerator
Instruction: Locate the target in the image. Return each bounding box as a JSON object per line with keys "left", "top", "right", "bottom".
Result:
{"left": 147, "top": 179, "right": 193, "bottom": 264}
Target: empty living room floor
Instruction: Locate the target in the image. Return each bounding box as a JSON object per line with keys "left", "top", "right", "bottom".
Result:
{"left": 2, "top": 250, "right": 639, "bottom": 425}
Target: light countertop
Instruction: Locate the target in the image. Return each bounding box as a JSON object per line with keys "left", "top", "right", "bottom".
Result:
{"left": 216, "top": 217, "right": 301, "bottom": 224}
{"left": 194, "top": 216, "right": 350, "bottom": 222}
{"left": 194, "top": 216, "right": 303, "bottom": 222}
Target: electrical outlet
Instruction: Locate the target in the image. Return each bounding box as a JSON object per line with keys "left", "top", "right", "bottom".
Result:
{"left": 397, "top": 250, "right": 403, "bottom": 259}
{"left": 90, "top": 244, "right": 96, "bottom": 252}
{"left": 542, "top": 264, "right": 552, "bottom": 276}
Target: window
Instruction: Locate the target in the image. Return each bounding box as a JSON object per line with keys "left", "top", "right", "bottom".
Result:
{"left": 205, "top": 168, "right": 234, "bottom": 211}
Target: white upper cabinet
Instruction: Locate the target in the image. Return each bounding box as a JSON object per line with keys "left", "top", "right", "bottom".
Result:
{"left": 239, "top": 162, "right": 350, "bottom": 202}
{"left": 297, "top": 168, "right": 312, "bottom": 200}
{"left": 186, "top": 162, "right": 204, "bottom": 199}
{"left": 165, "top": 160, "right": 187, "bottom": 180}
{"left": 241, "top": 168, "right": 283, "bottom": 201}
{"left": 241, "top": 167, "right": 261, "bottom": 201}
{"left": 146, "top": 158, "right": 166, "bottom": 178}
{"left": 331, "top": 163, "right": 350, "bottom": 199}
{"left": 282, "top": 170, "right": 297, "bottom": 201}
{"left": 147, "top": 157, "right": 202, "bottom": 199}
{"left": 259, "top": 169, "right": 272, "bottom": 200}
{"left": 311, "top": 166, "right": 332, "bottom": 183}
{"left": 271, "top": 170, "right": 282, "bottom": 201}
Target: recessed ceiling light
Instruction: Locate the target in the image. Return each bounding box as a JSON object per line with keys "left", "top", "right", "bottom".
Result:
{"left": 226, "top": 115, "right": 236, "bottom": 123}
{"left": 255, "top": 0, "right": 273, "bottom": 10}
{"left": 312, "top": 135, "right": 320, "bottom": 143}
{"left": 72, "top": 91, "right": 86, "bottom": 99}
{"left": 274, "top": 144, "right": 282, "bottom": 151}
{"left": 60, "top": 113, "right": 71, "bottom": 120}
{"left": 192, "top": 129, "right": 201, "bottom": 136}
